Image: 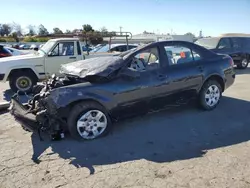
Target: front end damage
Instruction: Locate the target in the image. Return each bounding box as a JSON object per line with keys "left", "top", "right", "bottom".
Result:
{"left": 9, "top": 76, "right": 71, "bottom": 141}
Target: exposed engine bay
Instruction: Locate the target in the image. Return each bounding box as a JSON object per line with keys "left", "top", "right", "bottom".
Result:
{"left": 9, "top": 74, "right": 77, "bottom": 141}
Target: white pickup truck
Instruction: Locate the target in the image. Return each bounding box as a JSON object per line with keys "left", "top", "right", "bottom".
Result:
{"left": 0, "top": 38, "right": 85, "bottom": 93}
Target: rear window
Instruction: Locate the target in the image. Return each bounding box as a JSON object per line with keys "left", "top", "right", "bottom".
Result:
{"left": 195, "top": 38, "right": 220, "bottom": 49}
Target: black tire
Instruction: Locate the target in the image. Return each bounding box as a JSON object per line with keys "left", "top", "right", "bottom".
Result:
{"left": 199, "top": 80, "right": 222, "bottom": 111}
{"left": 67, "top": 101, "right": 112, "bottom": 140}
{"left": 237, "top": 58, "right": 249, "bottom": 69}
{"left": 9, "top": 70, "right": 37, "bottom": 94}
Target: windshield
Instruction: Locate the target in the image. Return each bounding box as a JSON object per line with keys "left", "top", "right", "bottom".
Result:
{"left": 93, "top": 44, "right": 111, "bottom": 53}
{"left": 38, "top": 41, "right": 56, "bottom": 54}
{"left": 195, "top": 38, "right": 220, "bottom": 49}
{"left": 90, "top": 44, "right": 106, "bottom": 52}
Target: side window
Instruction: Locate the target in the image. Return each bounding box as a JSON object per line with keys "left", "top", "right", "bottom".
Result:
{"left": 164, "top": 45, "right": 201, "bottom": 65}
{"left": 77, "top": 42, "right": 81, "bottom": 55}
{"left": 51, "top": 42, "right": 74, "bottom": 56}
{"left": 245, "top": 38, "right": 250, "bottom": 49}
{"left": 231, "top": 37, "right": 243, "bottom": 50}
{"left": 129, "top": 47, "right": 159, "bottom": 72}
{"left": 217, "top": 38, "right": 231, "bottom": 49}
{"left": 128, "top": 45, "right": 136, "bottom": 50}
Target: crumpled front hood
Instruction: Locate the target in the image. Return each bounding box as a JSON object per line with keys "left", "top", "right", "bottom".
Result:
{"left": 60, "top": 56, "right": 125, "bottom": 78}
{"left": 0, "top": 53, "right": 42, "bottom": 63}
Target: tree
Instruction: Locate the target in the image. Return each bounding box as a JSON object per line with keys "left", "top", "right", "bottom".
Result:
{"left": 65, "top": 29, "right": 71, "bottom": 34}
{"left": 53, "top": 27, "right": 63, "bottom": 34}
{"left": 38, "top": 24, "right": 49, "bottom": 36}
{"left": 27, "top": 25, "right": 36, "bottom": 36}
{"left": 185, "top": 32, "right": 196, "bottom": 39}
{"left": 0, "top": 24, "right": 12, "bottom": 36}
{"left": 83, "top": 24, "right": 94, "bottom": 32}
{"left": 81, "top": 31, "right": 103, "bottom": 45}
{"left": 11, "top": 32, "right": 19, "bottom": 42}
{"left": 12, "top": 23, "right": 22, "bottom": 36}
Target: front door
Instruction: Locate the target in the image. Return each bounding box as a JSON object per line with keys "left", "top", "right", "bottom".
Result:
{"left": 110, "top": 46, "right": 170, "bottom": 119}
{"left": 45, "top": 41, "right": 77, "bottom": 76}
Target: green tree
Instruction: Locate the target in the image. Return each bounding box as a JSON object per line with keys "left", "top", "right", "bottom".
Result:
{"left": 38, "top": 24, "right": 49, "bottom": 36}
{"left": 82, "top": 31, "right": 103, "bottom": 45}
{"left": 11, "top": 32, "right": 19, "bottom": 42}
{"left": 185, "top": 32, "right": 196, "bottom": 39}
{"left": 53, "top": 27, "right": 63, "bottom": 34}
{"left": 65, "top": 29, "right": 71, "bottom": 34}
{"left": 27, "top": 25, "right": 36, "bottom": 36}
{"left": 12, "top": 22, "right": 22, "bottom": 36}
{"left": 0, "top": 24, "right": 12, "bottom": 36}
{"left": 83, "top": 24, "right": 94, "bottom": 32}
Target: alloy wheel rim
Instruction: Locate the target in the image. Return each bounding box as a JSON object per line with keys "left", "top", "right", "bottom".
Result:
{"left": 205, "top": 85, "right": 220, "bottom": 107}
{"left": 242, "top": 59, "right": 248, "bottom": 67}
{"left": 77, "top": 110, "right": 107, "bottom": 139}
{"left": 16, "top": 76, "right": 32, "bottom": 91}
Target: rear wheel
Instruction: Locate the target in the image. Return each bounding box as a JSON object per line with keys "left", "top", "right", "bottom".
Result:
{"left": 9, "top": 71, "right": 37, "bottom": 94}
{"left": 67, "top": 101, "right": 112, "bottom": 140}
{"left": 199, "top": 80, "right": 222, "bottom": 110}
{"left": 237, "top": 58, "right": 249, "bottom": 69}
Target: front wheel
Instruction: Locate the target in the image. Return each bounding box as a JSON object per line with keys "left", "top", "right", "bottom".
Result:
{"left": 199, "top": 80, "right": 222, "bottom": 110}
{"left": 67, "top": 101, "right": 112, "bottom": 140}
{"left": 237, "top": 58, "right": 249, "bottom": 69}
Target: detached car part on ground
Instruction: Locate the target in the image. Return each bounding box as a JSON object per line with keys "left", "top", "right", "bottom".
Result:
{"left": 9, "top": 41, "right": 235, "bottom": 141}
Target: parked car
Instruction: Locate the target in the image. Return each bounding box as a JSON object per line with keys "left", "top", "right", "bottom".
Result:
{"left": 85, "top": 44, "right": 138, "bottom": 59}
{"left": 0, "top": 38, "right": 85, "bottom": 93}
{"left": 4, "top": 47, "right": 29, "bottom": 56}
{"left": 195, "top": 33, "right": 250, "bottom": 69}
{"left": 30, "top": 44, "right": 39, "bottom": 51}
{"left": 91, "top": 43, "right": 138, "bottom": 53}
{"left": 10, "top": 40, "right": 235, "bottom": 141}
{"left": 0, "top": 45, "right": 12, "bottom": 58}
{"left": 82, "top": 45, "right": 93, "bottom": 52}
{"left": 19, "top": 44, "right": 31, "bottom": 50}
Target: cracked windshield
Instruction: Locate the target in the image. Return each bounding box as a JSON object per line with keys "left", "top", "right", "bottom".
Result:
{"left": 0, "top": 0, "right": 249, "bottom": 187}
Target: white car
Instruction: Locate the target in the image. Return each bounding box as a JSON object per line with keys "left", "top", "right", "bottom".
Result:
{"left": 0, "top": 38, "right": 85, "bottom": 93}
{"left": 5, "top": 47, "right": 29, "bottom": 56}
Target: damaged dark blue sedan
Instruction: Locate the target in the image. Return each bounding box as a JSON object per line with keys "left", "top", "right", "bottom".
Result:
{"left": 9, "top": 41, "right": 235, "bottom": 140}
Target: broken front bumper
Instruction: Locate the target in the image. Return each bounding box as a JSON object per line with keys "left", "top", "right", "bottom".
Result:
{"left": 9, "top": 98, "right": 39, "bottom": 132}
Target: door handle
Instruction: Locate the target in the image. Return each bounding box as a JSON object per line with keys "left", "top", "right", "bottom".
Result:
{"left": 197, "top": 65, "right": 203, "bottom": 72}
{"left": 69, "top": 56, "right": 76, "bottom": 59}
{"left": 157, "top": 74, "right": 168, "bottom": 80}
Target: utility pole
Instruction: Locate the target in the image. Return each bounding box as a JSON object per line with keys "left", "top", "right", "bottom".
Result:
{"left": 119, "top": 26, "right": 122, "bottom": 35}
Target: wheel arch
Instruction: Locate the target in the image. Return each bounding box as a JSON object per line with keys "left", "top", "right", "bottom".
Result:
{"left": 59, "top": 98, "right": 114, "bottom": 121}
{"left": 201, "top": 74, "right": 225, "bottom": 92}
{"left": 7, "top": 67, "right": 39, "bottom": 81}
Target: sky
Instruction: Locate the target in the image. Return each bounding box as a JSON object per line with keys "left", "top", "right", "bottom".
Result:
{"left": 1, "top": 0, "right": 250, "bottom": 37}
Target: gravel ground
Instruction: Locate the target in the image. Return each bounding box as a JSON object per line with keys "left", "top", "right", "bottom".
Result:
{"left": 1, "top": 68, "right": 250, "bottom": 188}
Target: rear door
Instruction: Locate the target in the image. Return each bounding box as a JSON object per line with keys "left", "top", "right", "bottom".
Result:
{"left": 161, "top": 42, "right": 204, "bottom": 103}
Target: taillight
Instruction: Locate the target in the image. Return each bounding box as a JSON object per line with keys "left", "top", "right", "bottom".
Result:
{"left": 0, "top": 53, "right": 12, "bottom": 57}
{"left": 229, "top": 58, "right": 234, "bottom": 67}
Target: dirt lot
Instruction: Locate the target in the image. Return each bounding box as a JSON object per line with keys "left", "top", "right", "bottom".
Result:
{"left": 1, "top": 68, "right": 250, "bottom": 188}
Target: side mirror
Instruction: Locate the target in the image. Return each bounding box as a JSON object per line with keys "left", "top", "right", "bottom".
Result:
{"left": 48, "top": 52, "right": 53, "bottom": 56}
{"left": 120, "top": 67, "right": 140, "bottom": 80}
